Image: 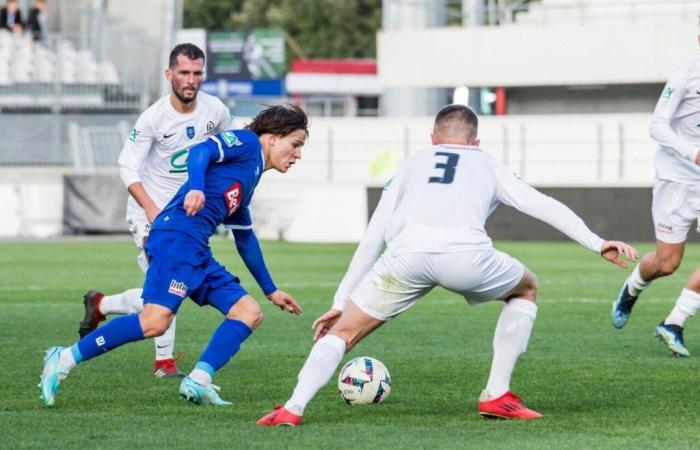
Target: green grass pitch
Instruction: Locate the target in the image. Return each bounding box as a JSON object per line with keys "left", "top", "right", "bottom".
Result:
{"left": 1, "top": 239, "right": 700, "bottom": 449}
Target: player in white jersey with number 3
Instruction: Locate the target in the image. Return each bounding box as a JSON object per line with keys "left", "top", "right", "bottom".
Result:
{"left": 258, "top": 105, "right": 638, "bottom": 425}
{"left": 611, "top": 37, "right": 700, "bottom": 357}
{"left": 77, "top": 43, "right": 233, "bottom": 377}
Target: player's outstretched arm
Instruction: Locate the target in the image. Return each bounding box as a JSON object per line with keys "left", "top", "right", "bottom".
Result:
{"left": 312, "top": 308, "right": 342, "bottom": 342}
{"left": 266, "top": 290, "right": 302, "bottom": 315}
{"left": 600, "top": 240, "right": 638, "bottom": 268}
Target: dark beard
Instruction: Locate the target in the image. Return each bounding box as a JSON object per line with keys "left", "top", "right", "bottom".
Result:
{"left": 173, "top": 86, "right": 197, "bottom": 105}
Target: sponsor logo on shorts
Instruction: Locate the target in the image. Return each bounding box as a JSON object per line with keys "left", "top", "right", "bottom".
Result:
{"left": 656, "top": 222, "right": 673, "bottom": 234}
{"left": 225, "top": 182, "right": 243, "bottom": 216}
{"left": 95, "top": 336, "right": 105, "bottom": 346}
{"left": 168, "top": 280, "right": 188, "bottom": 298}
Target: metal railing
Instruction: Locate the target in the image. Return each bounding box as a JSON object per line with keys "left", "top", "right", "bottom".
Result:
{"left": 0, "top": 113, "right": 657, "bottom": 186}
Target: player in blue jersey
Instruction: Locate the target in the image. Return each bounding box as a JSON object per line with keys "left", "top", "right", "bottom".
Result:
{"left": 39, "top": 104, "right": 308, "bottom": 407}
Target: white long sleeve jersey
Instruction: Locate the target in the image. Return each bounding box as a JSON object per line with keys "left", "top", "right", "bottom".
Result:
{"left": 650, "top": 55, "right": 700, "bottom": 185}
{"left": 117, "top": 91, "right": 233, "bottom": 210}
{"left": 332, "top": 144, "right": 604, "bottom": 310}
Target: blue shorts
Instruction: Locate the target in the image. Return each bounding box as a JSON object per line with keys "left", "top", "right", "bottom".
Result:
{"left": 142, "top": 229, "right": 248, "bottom": 314}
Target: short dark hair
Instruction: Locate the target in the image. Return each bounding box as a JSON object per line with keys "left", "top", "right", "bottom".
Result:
{"left": 169, "top": 43, "right": 205, "bottom": 68}
{"left": 245, "top": 104, "right": 309, "bottom": 138}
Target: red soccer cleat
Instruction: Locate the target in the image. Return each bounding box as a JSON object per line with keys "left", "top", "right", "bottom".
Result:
{"left": 78, "top": 290, "right": 106, "bottom": 338}
{"left": 478, "top": 391, "right": 543, "bottom": 420}
{"left": 153, "top": 355, "right": 186, "bottom": 378}
{"left": 257, "top": 404, "right": 302, "bottom": 427}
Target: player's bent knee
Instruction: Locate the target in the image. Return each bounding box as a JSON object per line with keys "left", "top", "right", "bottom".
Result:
{"left": 226, "top": 296, "right": 264, "bottom": 330}
{"left": 140, "top": 317, "right": 170, "bottom": 337}
{"left": 505, "top": 270, "right": 538, "bottom": 301}
{"left": 657, "top": 258, "right": 681, "bottom": 276}
{"left": 139, "top": 304, "right": 173, "bottom": 337}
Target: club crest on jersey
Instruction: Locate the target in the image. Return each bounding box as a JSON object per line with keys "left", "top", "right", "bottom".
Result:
{"left": 168, "top": 279, "right": 188, "bottom": 298}
{"left": 225, "top": 182, "right": 243, "bottom": 216}
{"left": 221, "top": 131, "right": 242, "bottom": 147}
{"left": 186, "top": 126, "right": 195, "bottom": 139}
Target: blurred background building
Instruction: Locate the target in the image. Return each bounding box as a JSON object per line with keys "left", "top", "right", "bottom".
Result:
{"left": 1, "top": 0, "right": 699, "bottom": 241}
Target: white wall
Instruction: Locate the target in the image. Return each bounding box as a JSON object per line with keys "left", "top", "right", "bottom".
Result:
{"left": 378, "top": 21, "right": 699, "bottom": 87}
{"left": 0, "top": 168, "right": 64, "bottom": 238}
{"left": 0, "top": 113, "right": 658, "bottom": 239}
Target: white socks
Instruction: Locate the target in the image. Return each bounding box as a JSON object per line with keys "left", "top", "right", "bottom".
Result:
{"left": 664, "top": 288, "right": 700, "bottom": 328}
{"left": 284, "top": 334, "right": 347, "bottom": 416}
{"left": 99, "top": 288, "right": 144, "bottom": 315}
{"left": 189, "top": 368, "right": 212, "bottom": 386}
{"left": 626, "top": 264, "right": 651, "bottom": 297}
{"left": 483, "top": 298, "right": 537, "bottom": 400}
{"left": 154, "top": 316, "right": 176, "bottom": 360}
{"left": 58, "top": 348, "right": 77, "bottom": 370}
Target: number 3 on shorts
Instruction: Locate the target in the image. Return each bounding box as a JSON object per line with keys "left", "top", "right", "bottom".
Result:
{"left": 428, "top": 152, "right": 460, "bottom": 184}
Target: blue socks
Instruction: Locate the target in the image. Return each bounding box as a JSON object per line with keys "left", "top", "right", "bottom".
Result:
{"left": 197, "top": 319, "right": 252, "bottom": 373}
{"left": 70, "top": 315, "right": 250, "bottom": 378}
{"left": 76, "top": 314, "right": 145, "bottom": 362}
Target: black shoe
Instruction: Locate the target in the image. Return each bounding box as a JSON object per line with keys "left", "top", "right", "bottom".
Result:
{"left": 611, "top": 284, "right": 638, "bottom": 329}
{"left": 78, "top": 290, "right": 106, "bottom": 338}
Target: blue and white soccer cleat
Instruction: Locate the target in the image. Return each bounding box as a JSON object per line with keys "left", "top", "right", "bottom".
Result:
{"left": 179, "top": 376, "right": 232, "bottom": 406}
{"left": 655, "top": 322, "right": 690, "bottom": 357}
{"left": 38, "top": 346, "right": 70, "bottom": 406}
{"left": 611, "top": 283, "right": 638, "bottom": 329}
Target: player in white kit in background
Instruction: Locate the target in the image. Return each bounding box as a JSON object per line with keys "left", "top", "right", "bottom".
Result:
{"left": 611, "top": 36, "right": 700, "bottom": 357}
{"left": 258, "top": 105, "right": 638, "bottom": 425}
{"left": 78, "top": 43, "right": 234, "bottom": 377}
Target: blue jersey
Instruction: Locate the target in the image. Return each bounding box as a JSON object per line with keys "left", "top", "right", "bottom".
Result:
{"left": 152, "top": 129, "right": 263, "bottom": 244}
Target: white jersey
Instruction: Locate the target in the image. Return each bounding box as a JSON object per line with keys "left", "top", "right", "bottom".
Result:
{"left": 118, "top": 91, "right": 233, "bottom": 211}
{"left": 332, "top": 144, "right": 604, "bottom": 310}
{"left": 650, "top": 55, "right": 700, "bottom": 185}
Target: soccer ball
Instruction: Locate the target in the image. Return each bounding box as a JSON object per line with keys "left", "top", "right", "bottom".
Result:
{"left": 337, "top": 356, "right": 391, "bottom": 405}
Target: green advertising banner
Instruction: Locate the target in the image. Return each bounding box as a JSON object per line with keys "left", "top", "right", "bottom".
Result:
{"left": 206, "top": 28, "right": 286, "bottom": 80}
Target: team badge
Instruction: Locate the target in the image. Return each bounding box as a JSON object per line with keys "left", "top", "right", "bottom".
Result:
{"left": 221, "top": 131, "right": 242, "bottom": 147}
{"left": 186, "top": 126, "right": 195, "bottom": 139}
{"left": 129, "top": 128, "right": 140, "bottom": 142}
{"left": 661, "top": 87, "right": 675, "bottom": 100}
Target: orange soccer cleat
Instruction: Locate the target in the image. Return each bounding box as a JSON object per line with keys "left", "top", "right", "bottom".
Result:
{"left": 257, "top": 404, "right": 303, "bottom": 427}
{"left": 478, "top": 391, "right": 543, "bottom": 420}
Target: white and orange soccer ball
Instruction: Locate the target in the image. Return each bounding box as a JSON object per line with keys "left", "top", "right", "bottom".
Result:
{"left": 337, "top": 356, "right": 391, "bottom": 405}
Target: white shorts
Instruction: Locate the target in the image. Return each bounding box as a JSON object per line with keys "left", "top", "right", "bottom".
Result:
{"left": 652, "top": 180, "right": 700, "bottom": 244}
{"left": 126, "top": 203, "right": 151, "bottom": 273}
{"left": 351, "top": 249, "right": 525, "bottom": 321}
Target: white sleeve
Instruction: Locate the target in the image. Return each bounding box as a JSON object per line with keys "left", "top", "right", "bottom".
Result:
{"left": 117, "top": 110, "right": 155, "bottom": 188}
{"left": 495, "top": 162, "right": 604, "bottom": 254}
{"left": 649, "top": 64, "right": 698, "bottom": 161}
{"left": 332, "top": 165, "right": 405, "bottom": 311}
{"left": 215, "top": 101, "right": 234, "bottom": 132}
